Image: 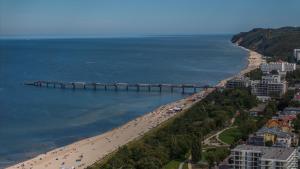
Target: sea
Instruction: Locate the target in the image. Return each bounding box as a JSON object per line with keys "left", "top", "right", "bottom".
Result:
{"left": 0, "top": 35, "right": 247, "bottom": 168}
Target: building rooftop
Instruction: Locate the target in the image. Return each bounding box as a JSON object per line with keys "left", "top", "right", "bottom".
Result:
{"left": 284, "top": 107, "right": 300, "bottom": 111}
{"left": 279, "top": 115, "right": 297, "bottom": 122}
{"left": 226, "top": 76, "right": 250, "bottom": 84}
{"left": 233, "top": 145, "right": 296, "bottom": 161}
{"left": 249, "top": 104, "right": 266, "bottom": 112}
{"left": 256, "top": 127, "right": 291, "bottom": 138}
{"left": 247, "top": 135, "right": 264, "bottom": 146}
{"left": 282, "top": 107, "right": 300, "bottom": 115}
{"left": 294, "top": 92, "right": 300, "bottom": 101}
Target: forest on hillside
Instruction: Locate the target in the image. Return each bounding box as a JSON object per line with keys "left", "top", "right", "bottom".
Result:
{"left": 231, "top": 27, "right": 300, "bottom": 62}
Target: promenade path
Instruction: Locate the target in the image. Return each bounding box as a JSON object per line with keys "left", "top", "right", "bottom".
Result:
{"left": 203, "top": 117, "right": 235, "bottom": 147}
{"left": 178, "top": 162, "right": 184, "bottom": 169}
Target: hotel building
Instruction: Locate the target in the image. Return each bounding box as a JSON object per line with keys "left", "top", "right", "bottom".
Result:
{"left": 229, "top": 145, "right": 298, "bottom": 169}
{"left": 251, "top": 75, "right": 287, "bottom": 98}
{"left": 226, "top": 77, "right": 251, "bottom": 89}
{"left": 260, "top": 62, "right": 296, "bottom": 73}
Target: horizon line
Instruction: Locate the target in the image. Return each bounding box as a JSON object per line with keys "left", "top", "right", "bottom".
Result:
{"left": 0, "top": 33, "right": 234, "bottom": 40}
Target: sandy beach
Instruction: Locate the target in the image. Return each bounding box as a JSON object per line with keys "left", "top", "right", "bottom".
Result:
{"left": 216, "top": 47, "right": 264, "bottom": 87}
{"left": 6, "top": 47, "right": 263, "bottom": 169}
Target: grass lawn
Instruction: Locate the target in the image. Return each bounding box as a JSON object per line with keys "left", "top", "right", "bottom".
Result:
{"left": 202, "top": 150, "right": 213, "bottom": 162}
{"left": 218, "top": 127, "right": 241, "bottom": 145}
{"left": 163, "top": 160, "right": 181, "bottom": 169}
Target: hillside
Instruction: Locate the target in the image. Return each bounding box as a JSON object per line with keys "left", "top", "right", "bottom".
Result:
{"left": 231, "top": 27, "right": 300, "bottom": 61}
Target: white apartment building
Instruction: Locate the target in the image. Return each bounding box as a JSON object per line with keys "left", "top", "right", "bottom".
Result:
{"left": 294, "top": 49, "right": 300, "bottom": 62}
{"left": 230, "top": 145, "right": 298, "bottom": 169}
{"left": 251, "top": 75, "right": 287, "bottom": 98}
{"left": 261, "top": 74, "right": 281, "bottom": 83}
{"left": 260, "top": 62, "right": 296, "bottom": 73}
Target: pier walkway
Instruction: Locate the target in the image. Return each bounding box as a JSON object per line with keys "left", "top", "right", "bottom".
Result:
{"left": 24, "top": 80, "right": 212, "bottom": 93}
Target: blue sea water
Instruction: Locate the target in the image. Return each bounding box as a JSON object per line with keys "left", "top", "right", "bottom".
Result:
{"left": 0, "top": 35, "right": 247, "bottom": 168}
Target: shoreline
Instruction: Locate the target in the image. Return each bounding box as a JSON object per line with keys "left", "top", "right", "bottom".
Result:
{"left": 6, "top": 45, "right": 263, "bottom": 169}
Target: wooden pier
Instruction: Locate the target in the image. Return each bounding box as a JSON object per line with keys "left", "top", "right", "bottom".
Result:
{"left": 24, "top": 80, "right": 212, "bottom": 93}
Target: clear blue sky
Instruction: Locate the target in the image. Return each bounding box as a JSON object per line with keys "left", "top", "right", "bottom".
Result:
{"left": 0, "top": 0, "right": 299, "bottom": 38}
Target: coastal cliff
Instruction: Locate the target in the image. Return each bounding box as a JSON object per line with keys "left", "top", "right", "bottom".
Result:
{"left": 231, "top": 27, "right": 300, "bottom": 61}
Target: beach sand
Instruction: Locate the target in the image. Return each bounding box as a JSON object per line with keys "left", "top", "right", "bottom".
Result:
{"left": 6, "top": 48, "right": 263, "bottom": 169}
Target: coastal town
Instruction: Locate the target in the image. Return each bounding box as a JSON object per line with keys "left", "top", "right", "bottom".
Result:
{"left": 1, "top": 1, "right": 300, "bottom": 169}
{"left": 216, "top": 48, "right": 300, "bottom": 168}
{"left": 7, "top": 44, "right": 300, "bottom": 169}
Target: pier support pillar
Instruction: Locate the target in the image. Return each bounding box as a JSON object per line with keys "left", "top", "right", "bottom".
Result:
{"left": 104, "top": 85, "right": 107, "bottom": 91}
{"left": 182, "top": 87, "right": 185, "bottom": 94}
{"left": 148, "top": 86, "right": 151, "bottom": 92}
{"left": 194, "top": 87, "right": 196, "bottom": 93}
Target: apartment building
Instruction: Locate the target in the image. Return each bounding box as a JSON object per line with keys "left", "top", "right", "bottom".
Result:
{"left": 294, "top": 49, "right": 300, "bottom": 62}
{"left": 260, "top": 62, "right": 296, "bottom": 73}
{"left": 251, "top": 75, "right": 287, "bottom": 98}
{"left": 226, "top": 76, "right": 251, "bottom": 89}
{"left": 230, "top": 145, "right": 298, "bottom": 169}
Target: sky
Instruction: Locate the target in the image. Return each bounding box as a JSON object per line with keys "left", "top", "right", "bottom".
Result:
{"left": 0, "top": 0, "right": 300, "bottom": 38}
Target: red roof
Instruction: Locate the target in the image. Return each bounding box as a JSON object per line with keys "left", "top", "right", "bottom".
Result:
{"left": 294, "top": 93, "right": 300, "bottom": 100}
{"left": 280, "top": 115, "right": 296, "bottom": 122}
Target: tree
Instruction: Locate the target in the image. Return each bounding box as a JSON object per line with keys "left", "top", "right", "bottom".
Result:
{"left": 265, "top": 140, "right": 273, "bottom": 147}
{"left": 212, "top": 110, "right": 229, "bottom": 128}
{"left": 293, "top": 114, "right": 300, "bottom": 133}
{"left": 191, "top": 135, "right": 202, "bottom": 163}
{"left": 205, "top": 148, "right": 230, "bottom": 168}
{"left": 239, "top": 119, "right": 257, "bottom": 139}
{"left": 289, "top": 100, "right": 300, "bottom": 107}
{"left": 245, "top": 68, "right": 263, "bottom": 80}
{"left": 170, "top": 135, "right": 187, "bottom": 159}
{"left": 136, "top": 157, "right": 162, "bottom": 169}
{"left": 265, "top": 101, "right": 277, "bottom": 117}
{"left": 206, "top": 151, "right": 216, "bottom": 168}
{"left": 278, "top": 90, "right": 295, "bottom": 110}
{"left": 97, "top": 88, "right": 261, "bottom": 169}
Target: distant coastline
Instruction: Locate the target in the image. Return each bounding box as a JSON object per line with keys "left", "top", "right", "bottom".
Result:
{"left": 231, "top": 27, "right": 300, "bottom": 61}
